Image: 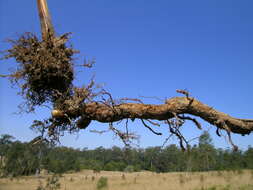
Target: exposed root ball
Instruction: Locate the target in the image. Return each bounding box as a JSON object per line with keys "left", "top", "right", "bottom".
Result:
{"left": 3, "top": 32, "right": 77, "bottom": 111}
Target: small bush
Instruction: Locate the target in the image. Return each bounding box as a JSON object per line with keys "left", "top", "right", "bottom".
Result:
{"left": 36, "top": 174, "right": 61, "bottom": 190}
{"left": 45, "top": 174, "right": 61, "bottom": 190}
{"left": 97, "top": 177, "right": 108, "bottom": 190}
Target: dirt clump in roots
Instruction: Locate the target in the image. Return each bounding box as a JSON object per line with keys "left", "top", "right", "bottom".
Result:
{"left": 2, "top": 32, "right": 78, "bottom": 111}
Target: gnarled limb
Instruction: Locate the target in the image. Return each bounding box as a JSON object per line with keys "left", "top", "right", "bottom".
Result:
{"left": 52, "top": 97, "right": 253, "bottom": 135}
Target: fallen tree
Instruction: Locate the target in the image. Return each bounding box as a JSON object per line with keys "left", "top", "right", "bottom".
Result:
{"left": 1, "top": 0, "right": 252, "bottom": 150}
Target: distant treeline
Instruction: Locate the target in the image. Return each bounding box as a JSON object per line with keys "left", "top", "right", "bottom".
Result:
{"left": 0, "top": 131, "right": 253, "bottom": 177}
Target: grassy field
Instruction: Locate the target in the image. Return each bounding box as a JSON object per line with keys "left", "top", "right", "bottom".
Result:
{"left": 0, "top": 170, "right": 252, "bottom": 190}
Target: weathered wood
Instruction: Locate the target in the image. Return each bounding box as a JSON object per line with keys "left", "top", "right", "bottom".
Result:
{"left": 36, "top": 0, "right": 54, "bottom": 40}
{"left": 52, "top": 97, "right": 253, "bottom": 135}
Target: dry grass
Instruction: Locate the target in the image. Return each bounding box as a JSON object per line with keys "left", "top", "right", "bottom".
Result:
{"left": 0, "top": 170, "right": 252, "bottom": 190}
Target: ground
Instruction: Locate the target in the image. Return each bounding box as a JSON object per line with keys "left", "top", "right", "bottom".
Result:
{"left": 0, "top": 170, "right": 252, "bottom": 190}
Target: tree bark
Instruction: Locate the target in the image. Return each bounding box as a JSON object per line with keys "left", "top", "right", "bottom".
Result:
{"left": 52, "top": 97, "right": 253, "bottom": 135}
{"left": 36, "top": 0, "right": 54, "bottom": 40}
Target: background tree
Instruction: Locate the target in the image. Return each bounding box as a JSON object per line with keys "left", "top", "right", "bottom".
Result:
{"left": 1, "top": 133, "right": 253, "bottom": 176}
{"left": 197, "top": 131, "right": 216, "bottom": 171}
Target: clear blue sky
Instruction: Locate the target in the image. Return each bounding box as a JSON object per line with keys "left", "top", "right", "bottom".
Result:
{"left": 0, "top": 0, "right": 252, "bottom": 150}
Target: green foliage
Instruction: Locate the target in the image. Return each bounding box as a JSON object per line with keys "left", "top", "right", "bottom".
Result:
{"left": 1, "top": 132, "right": 253, "bottom": 177}
{"left": 96, "top": 177, "right": 108, "bottom": 190}
{"left": 244, "top": 147, "right": 253, "bottom": 169}
{"left": 199, "top": 131, "right": 213, "bottom": 146}
{"left": 45, "top": 174, "right": 61, "bottom": 190}
{"left": 104, "top": 161, "right": 125, "bottom": 171}
{"left": 3, "top": 142, "right": 39, "bottom": 176}
{"left": 43, "top": 147, "right": 81, "bottom": 174}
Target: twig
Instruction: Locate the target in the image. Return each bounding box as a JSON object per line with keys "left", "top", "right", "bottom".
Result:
{"left": 226, "top": 130, "right": 238, "bottom": 151}
{"left": 178, "top": 115, "right": 202, "bottom": 130}
{"left": 89, "top": 129, "right": 109, "bottom": 135}
{"left": 140, "top": 119, "right": 162, "bottom": 136}
{"left": 146, "top": 119, "right": 160, "bottom": 127}
{"left": 139, "top": 95, "right": 164, "bottom": 102}
{"left": 120, "top": 98, "right": 144, "bottom": 104}
{"left": 161, "top": 134, "right": 173, "bottom": 149}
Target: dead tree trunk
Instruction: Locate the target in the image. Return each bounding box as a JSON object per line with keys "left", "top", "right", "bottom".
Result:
{"left": 52, "top": 97, "right": 253, "bottom": 135}
{"left": 36, "top": 0, "right": 55, "bottom": 40}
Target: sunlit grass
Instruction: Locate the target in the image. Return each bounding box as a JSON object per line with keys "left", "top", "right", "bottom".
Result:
{"left": 0, "top": 170, "right": 252, "bottom": 190}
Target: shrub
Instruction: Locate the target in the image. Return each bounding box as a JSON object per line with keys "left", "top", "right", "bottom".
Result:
{"left": 97, "top": 176, "right": 108, "bottom": 190}
{"left": 36, "top": 174, "right": 61, "bottom": 190}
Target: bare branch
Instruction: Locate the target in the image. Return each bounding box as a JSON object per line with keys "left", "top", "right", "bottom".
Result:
{"left": 89, "top": 129, "right": 109, "bottom": 135}
{"left": 176, "top": 89, "right": 190, "bottom": 99}
{"left": 141, "top": 119, "right": 162, "bottom": 136}
{"left": 226, "top": 131, "right": 238, "bottom": 151}
{"left": 109, "top": 123, "right": 139, "bottom": 146}
{"left": 146, "top": 119, "right": 161, "bottom": 127}
{"left": 120, "top": 98, "right": 144, "bottom": 104}
{"left": 178, "top": 115, "right": 202, "bottom": 130}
